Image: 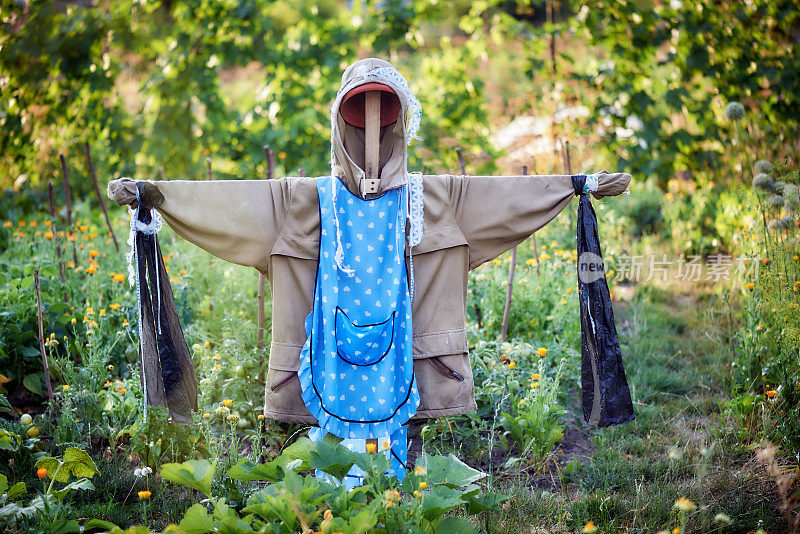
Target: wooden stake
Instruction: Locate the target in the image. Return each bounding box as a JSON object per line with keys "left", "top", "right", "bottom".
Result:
{"left": 206, "top": 157, "right": 213, "bottom": 180}
{"left": 297, "top": 168, "right": 305, "bottom": 177}
{"left": 263, "top": 145, "right": 275, "bottom": 180}
{"left": 59, "top": 154, "right": 78, "bottom": 265}
{"left": 84, "top": 142, "right": 119, "bottom": 252}
{"left": 47, "top": 182, "right": 66, "bottom": 286}
{"left": 34, "top": 269, "right": 54, "bottom": 401}
{"left": 456, "top": 147, "right": 467, "bottom": 175}
{"left": 159, "top": 167, "right": 167, "bottom": 181}
{"left": 256, "top": 145, "right": 275, "bottom": 350}
{"left": 60, "top": 153, "right": 72, "bottom": 227}
{"left": 364, "top": 92, "right": 381, "bottom": 181}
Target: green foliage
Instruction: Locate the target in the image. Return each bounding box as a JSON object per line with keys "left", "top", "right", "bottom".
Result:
{"left": 568, "top": 0, "right": 800, "bottom": 184}
{"left": 155, "top": 439, "right": 504, "bottom": 533}
{"left": 35, "top": 447, "right": 100, "bottom": 484}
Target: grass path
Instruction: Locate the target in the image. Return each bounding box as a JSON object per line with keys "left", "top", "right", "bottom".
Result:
{"left": 487, "top": 282, "right": 786, "bottom": 533}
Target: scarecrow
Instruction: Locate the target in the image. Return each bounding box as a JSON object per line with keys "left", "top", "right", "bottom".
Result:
{"left": 108, "top": 58, "right": 635, "bottom": 483}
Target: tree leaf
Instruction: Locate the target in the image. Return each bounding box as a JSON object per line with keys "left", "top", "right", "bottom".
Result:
{"left": 415, "top": 454, "right": 486, "bottom": 487}
{"left": 435, "top": 517, "right": 479, "bottom": 534}
{"left": 22, "top": 373, "right": 43, "bottom": 397}
{"left": 52, "top": 478, "right": 94, "bottom": 500}
{"left": 176, "top": 503, "right": 214, "bottom": 534}
{"left": 160, "top": 460, "right": 216, "bottom": 498}
{"left": 421, "top": 485, "right": 464, "bottom": 522}
{"left": 62, "top": 448, "right": 99, "bottom": 479}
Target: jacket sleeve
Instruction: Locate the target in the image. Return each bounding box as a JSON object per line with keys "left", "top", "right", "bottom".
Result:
{"left": 449, "top": 172, "right": 631, "bottom": 270}
{"left": 108, "top": 178, "right": 290, "bottom": 273}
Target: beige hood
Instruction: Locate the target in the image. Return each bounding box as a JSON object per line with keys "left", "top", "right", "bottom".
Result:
{"left": 330, "top": 58, "right": 421, "bottom": 197}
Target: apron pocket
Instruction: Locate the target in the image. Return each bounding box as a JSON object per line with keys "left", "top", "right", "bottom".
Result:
{"left": 335, "top": 307, "right": 395, "bottom": 366}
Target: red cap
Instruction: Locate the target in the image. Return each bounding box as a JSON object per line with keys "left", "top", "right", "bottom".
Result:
{"left": 340, "top": 82, "right": 401, "bottom": 128}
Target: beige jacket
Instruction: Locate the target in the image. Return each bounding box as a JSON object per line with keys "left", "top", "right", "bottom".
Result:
{"left": 108, "top": 58, "right": 631, "bottom": 423}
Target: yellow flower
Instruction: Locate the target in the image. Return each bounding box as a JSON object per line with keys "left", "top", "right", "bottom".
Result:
{"left": 531, "top": 382, "right": 540, "bottom": 388}
{"left": 222, "top": 398, "right": 233, "bottom": 407}
{"left": 204, "top": 341, "right": 210, "bottom": 348}
{"left": 137, "top": 490, "right": 151, "bottom": 499}
{"left": 44, "top": 231, "right": 54, "bottom": 240}
{"left": 226, "top": 413, "right": 239, "bottom": 421}
{"left": 62, "top": 385, "right": 70, "bottom": 391}
{"left": 113, "top": 273, "right": 126, "bottom": 283}
{"left": 536, "top": 347, "right": 548, "bottom": 357}
{"left": 366, "top": 442, "right": 376, "bottom": 453}
{"left": 71, "top": 318, "right": 76, "bottom": 324}
{"left": 672, "top": 527, "right": 681, "bottom": 534}
{"left": 108, "top": 364, "right": 114, "bottom": 370}
{"left": 37, "top": 467, "right": 48, "bottom": 479}
{"left": 381, "top": 439, "right": 390, "bottom": 450}
{"left": 508, "top": 361, "right": 516, "bottom": 370}
{"left": 765, "top": 390, "right": 777, "bottom": 398}
{"left": 673, "top": 497, "right": 696, "bottom": 513}
{"left": 179, "top": 269, "right": 186, "bottom": 276}
{"left": 531, "top": 373, "right": 541, "bottom": 380}
{"left": 746, "top": 282, "right": 755, "bottom": 290}
{"left": 89, "top": 249, "right": 99, "bottom": 258}
{"left": 257, "top": 414, "right": 265, "bottom": 420}
{"left": 98, "top": 308, "right": 105, "bottom": 316}
{"left": 118, "top": 388, "right": 127, "bottom": 394}
{"left": 109, "top": 303, "right": 121, "bottom": 310}
{"left": 203, "top": 413, "right": 211, "bottom": 419}
{"left": 582, "top": 521, "right": 598, "bottom": 534}
{"left": 85, "top": 266, "right": 97, "bottom": 274}
{"left": 492, "top": 259, "right": 502, "bottom": 265}
{"left": 418, "top": 481, "right": 427, "bottom": 489}
{"left": 414, "top": 466, "right": 427, "bottom": 476}
{"left": 413, "top": 490, "right": 422, "bottom": 497}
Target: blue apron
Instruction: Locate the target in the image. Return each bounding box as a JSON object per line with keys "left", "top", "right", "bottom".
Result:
{"left": 298, "top": 176, "right": 419, "bottom": 484}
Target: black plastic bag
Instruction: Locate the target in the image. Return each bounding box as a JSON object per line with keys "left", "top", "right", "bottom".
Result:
{"left": 572, "top": 174, "right": 635, "bottom": 427}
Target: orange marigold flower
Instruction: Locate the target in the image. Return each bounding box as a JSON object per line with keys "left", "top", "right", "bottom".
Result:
{"left": 179, "top": 269, "right": 186, "bottom": 276}
{"left": 37, "top": 467, "right": 48, "bottom": 479}
{"left": 3, "top": 221, "right": 12, "bottom": 228}
{"left": 44, "top": 231, "right": 54, "bottom": 240}
{"left": 118, "top": 388, "right": 127, "bottom": 394}
{"left": 766, "top": 390, "right": 778, "bottom": 398}
{"left": 508, "top": 361, "right": 516, "bottom": 370}
{"left": 109, "top": 303, "right": 121, "bottom": 310}
{"left": 366, "top": 442, "right": 376, "bottom": 453}
{"left": 137, "top": 490, "right": 151, "bottom": 499}
{"left": 418, "top": 481, "right": 427, "bottom": 489}
{"left": 279, "top": 151, "right": 287, "bottom": 159}
{"left": 222, "top": 399, "right": 233, "bottom": 407}
{"left": 85, "top": 266, "right": 97, "bottom": 274}
{"left": 113, "top": 273, "right": 125, "bottom": 283}
{"left": 89, "top": 249, "right": 99, "bottom": 258}
{"left": 18, "top": 221, "right": 26, "bottom": 227}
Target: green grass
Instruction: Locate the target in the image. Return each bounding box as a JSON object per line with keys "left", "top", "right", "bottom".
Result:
{"left": 479, "top": 282, "right": 787, "bottom": 533}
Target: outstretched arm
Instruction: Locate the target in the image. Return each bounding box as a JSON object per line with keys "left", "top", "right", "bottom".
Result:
{"left": 448, "top": 172, "right": 631, "bottom": 269}
{"left": 108, "top": 178, "right": 290, "bottom": 273}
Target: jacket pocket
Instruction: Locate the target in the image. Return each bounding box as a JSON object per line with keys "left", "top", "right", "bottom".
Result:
{"left": 427, "top": 356, "right": 465, "bottom": 382}
{"left": 335, "top": 307, "right": 395, "bottom": 366}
